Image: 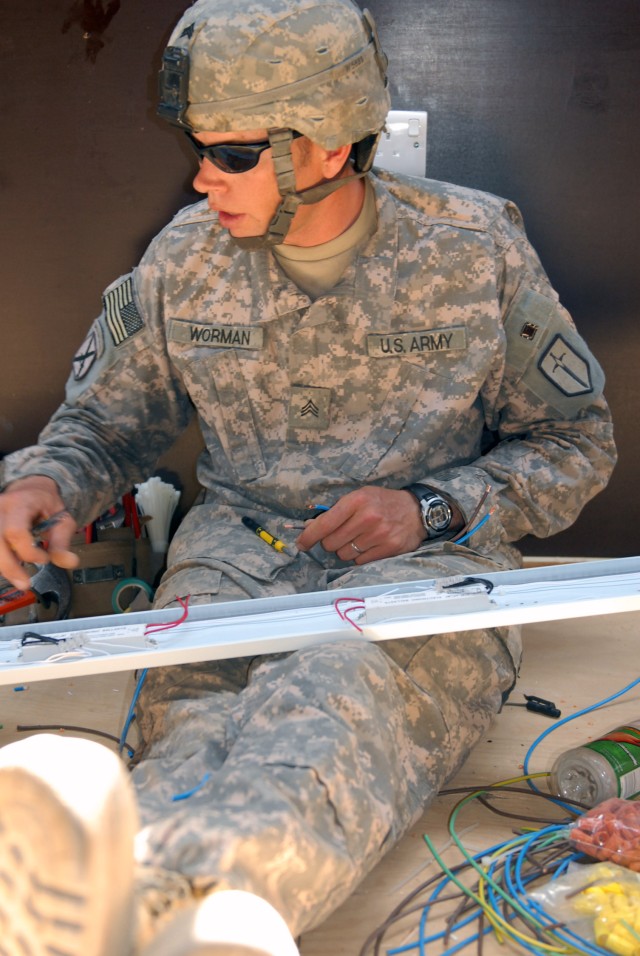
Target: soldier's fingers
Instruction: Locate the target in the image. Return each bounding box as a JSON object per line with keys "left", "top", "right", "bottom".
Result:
{"left": 0, "top": 535, "right": 33, "bottom": 592}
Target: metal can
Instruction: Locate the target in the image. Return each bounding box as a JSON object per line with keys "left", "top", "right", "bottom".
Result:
{"left": 550, "top": 722, "right": 640, "bottom": 807}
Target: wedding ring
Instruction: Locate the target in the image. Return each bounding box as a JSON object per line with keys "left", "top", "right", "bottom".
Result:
{"left": 350, "top": 541, "right": 363, "bottom": 554}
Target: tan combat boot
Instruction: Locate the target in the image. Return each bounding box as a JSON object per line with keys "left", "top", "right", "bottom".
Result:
{"left": 0, "top": 733, "right": 299, "bottom": 956}
{"left": 0, "top": 733, "right": 138, "bottom": 955}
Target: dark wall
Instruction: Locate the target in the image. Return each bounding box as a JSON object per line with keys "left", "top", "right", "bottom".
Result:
{"left": 1, "top": 0, "right": 638, "bottom": 557}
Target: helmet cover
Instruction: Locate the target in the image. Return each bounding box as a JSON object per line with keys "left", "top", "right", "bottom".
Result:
{"left": 159, "top": 0, "right": 390, "bottom": 150}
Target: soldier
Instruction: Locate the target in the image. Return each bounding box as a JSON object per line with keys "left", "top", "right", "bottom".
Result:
{"left": 0, "top": 0, "right": 616, "bottom": 954}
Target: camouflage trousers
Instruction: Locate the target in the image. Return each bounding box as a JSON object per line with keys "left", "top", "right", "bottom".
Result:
{"left": 132, "top": 545, "right": 520, "bottom": 936}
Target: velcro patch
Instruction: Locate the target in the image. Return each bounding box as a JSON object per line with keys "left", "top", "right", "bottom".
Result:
{"left": 168, "top": 319, "right": 264, "bottom": 350}
{"left": 103, "top": 277, "right": 144, "bottom": 346}
{"left": 288, "top": 386, "right": 331, "bottom": 430}
{"left": 72, "top": 323, "right": 104, "bottom": 381}
{"left": 367, "top": 327, "right": 467, "bottom": 358}
{"left": 538, "top": 334, "right": 593, "bottom": 396}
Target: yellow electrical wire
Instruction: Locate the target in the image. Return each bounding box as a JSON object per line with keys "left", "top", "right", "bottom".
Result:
{"left": 422, "top": 772, "right": 584, "bottom": 955}
{"left": 424, "top": 832, "right": 574, "bottom": 954}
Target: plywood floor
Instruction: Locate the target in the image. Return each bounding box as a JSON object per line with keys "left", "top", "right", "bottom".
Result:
{"left": 1, "top": 608, "right": 638, "bottom": 955}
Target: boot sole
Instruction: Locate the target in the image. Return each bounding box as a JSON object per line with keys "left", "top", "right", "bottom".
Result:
{"left": 0, "top": 733, "right": 138, "bottom": 956}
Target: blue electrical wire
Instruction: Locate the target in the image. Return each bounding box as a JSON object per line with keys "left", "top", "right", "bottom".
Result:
{"left": 387, "top": 840, "right": 508, "bottom": 956}
{"left": 523, "top": 673, "right": 640, "bottom": 812}
{"left": 387, "top": 912, "right": 481, "bottom": 956}
{"left": 369, "top": 822, "right": 614, "bottom": 956}
{"left": 118, "top": 667, "right": 147, "bottom": 755}
{"left": 484, "top": 849, "right": 548, "bottom": 956}
{"left": 492, "top": 827, "right": 614, "bottom": 956}
{"left": 418, "top": 821, "right": 621, "bottom": 956}
{"left": 453, "top": 513, "right": 491, "bottom": 546}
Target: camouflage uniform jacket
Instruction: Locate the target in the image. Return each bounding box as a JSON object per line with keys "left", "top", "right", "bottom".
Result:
{"left": 3, "top": 170, "right": 616, "bottom": 564}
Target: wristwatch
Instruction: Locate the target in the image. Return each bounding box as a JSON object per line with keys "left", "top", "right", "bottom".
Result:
{"left": 404, "top": 484, "right": 453, "bottom": 539}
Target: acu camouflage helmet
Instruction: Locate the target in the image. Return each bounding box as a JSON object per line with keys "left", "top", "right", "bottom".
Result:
{"left": 158, "top": 0, "right": 390, "bottom": 158}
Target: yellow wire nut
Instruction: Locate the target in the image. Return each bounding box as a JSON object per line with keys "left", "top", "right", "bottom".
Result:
{"left": 574, "top": 878, "right": 640, "bottom": 956}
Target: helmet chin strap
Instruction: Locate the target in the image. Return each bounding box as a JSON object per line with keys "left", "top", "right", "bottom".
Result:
{"left": 232, "top": 128, "right": 369, "bottom": 251}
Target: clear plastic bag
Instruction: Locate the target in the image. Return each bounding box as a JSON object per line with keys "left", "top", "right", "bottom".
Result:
{"left": 569, "top": 797, "right": 640, "bottom": 871}
{"left": 530, "top": 861, "right": 640, "bottom": 956}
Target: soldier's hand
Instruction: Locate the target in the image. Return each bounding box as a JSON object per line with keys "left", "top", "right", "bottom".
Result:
{"left": 0, "top": 476, "right": 78, "bottom": 591}
{"left": 295, "top": 486, "right": 426, "bottom": 564}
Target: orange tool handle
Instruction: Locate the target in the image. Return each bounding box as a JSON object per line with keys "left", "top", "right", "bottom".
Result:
{"left": 0, "top": 590, "right": 37, "bottom": 615}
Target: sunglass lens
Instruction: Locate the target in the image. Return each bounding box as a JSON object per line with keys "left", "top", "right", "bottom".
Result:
{"left": 213, "top": 145, "right": 260, "bottom": 174}
{"left": 185, "top": 134, "right": 271, "bottom": 174}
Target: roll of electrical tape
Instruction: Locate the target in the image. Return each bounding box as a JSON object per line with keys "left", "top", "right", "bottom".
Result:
{"left": 112, "top": 577, "right": 155, "bottom": 613}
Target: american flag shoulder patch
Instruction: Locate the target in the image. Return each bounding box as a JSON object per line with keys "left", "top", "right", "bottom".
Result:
{"left": 103, "top": 276, "right": 144, "bottom": 346}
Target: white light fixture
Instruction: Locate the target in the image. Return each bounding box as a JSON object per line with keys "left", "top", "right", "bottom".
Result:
{"left": 1, "top": 557, "right": 639, "bottom": 686}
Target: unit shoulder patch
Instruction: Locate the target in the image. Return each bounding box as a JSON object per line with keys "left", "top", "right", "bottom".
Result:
{"left": 72, "top": 323, "right": 104, "bottom": 381}
{"left": 538, "top": 334, "right": 593, "bottom": 397}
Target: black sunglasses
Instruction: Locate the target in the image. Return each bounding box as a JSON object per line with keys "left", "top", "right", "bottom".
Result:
{"left": 185, "top": 130, "right": 303, "bottom": 174}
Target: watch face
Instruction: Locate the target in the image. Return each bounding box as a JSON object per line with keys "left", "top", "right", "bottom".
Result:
{"left": 419, "top": 494, "right": 452, "bottom": 535}
{"left": 426, "top": 500, "right": 452, "bottom": 532}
